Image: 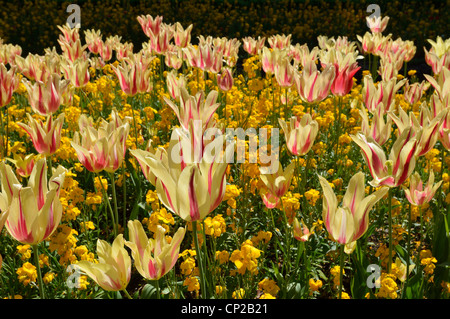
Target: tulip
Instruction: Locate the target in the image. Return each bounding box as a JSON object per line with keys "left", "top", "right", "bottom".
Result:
{"left": 213, "top": 37, "right": 240, "bottom": 67}
{"left": 217, "top": 67, "right": 234, "bottom": 91}
{"left": 6, "top": 153, "right": 39, "bottom": 178}
{"left": 148, "top": 24, "right": 173, "bottom": 55}
{"left": 294, "top": 60, "right": 335, "bottom": 104}
{"left": 260, "top": 47, "right": 284, "bottom": 75}
{"left": 351, "top": 128, "right": 418, "bottom": 188}
{"left": 172, "top": 22, "right": 193, "bottom": 48}
{"left": 362, "top": 75, "right": 407, "bottom": 114}
{"left": 424, "top": 47, "right": 450, "bottom": 75}
{"left": 274, "top": 56, "right": 295, "bottom": 88}
{"left": 75, "top": 234, "right": 132, "bottom": 293}
{"left": 278, "top": 114, "right": 319, "bottom": 156}
{"left": 112, "top": 55, "right": 153, "bottom": 96}
{"left": 23, "top": 73, "right": 69, "bottom": 116}
{"left": 0, "top": 63, "right": 19, "bottom": 107}
{"left": 137, "top": 14, "right": 163, "bottom": 39}
{"left": 57, "top": 24, "right": 80, "bottom": 44}
{"left": 71, "top": 110, "right": 130, "bottom": 173}
{"left": 165, "top": 46, "right": 183, "bottom": 70}
{"left": 366, "top": 15, "right": 389, "bottom": 34}
{"left": 324, "top": 50, "right": 361, "bottom": 97}
{"left": 60, "top": 57, "right": 90, "bottom": 88}
{"left": 359, "top": 107, "right": 392, "bottom": 146}
{"left": 0, "top": 158, "right": 66, "bottom": 245}
{"left": 318, "top": 172, "right": 388, "bottom": 247}
{"left": 268, "top": 34, "right": 292, "bottom": 50}
{"left": 125, "top": 220, "right": 186, "bottom": 281}
{"left": 293, "top": 217, "right": 313, "bottom": 242}
{"left": 243, "top": 36, "right": 265, "bottom": 55}
{"left": 18, "top": 113, "right": 65, "bottom": 156}
{"left": 166, "top": 69, "right": 187, "bottom": 100}
{"left": 164, "top": 87, "right": 220, "bottom": 131}
{"left": 259, "top": 161, "right": 295, "bottom": 209}
{"left": 140, "top": 126, "right": 231, "bottom": 222}
{"left": 403, "top": 80, "right": 430, "bottom": 105}
{"left": 404, "top": 171, "right": 442, "bottom": 207}
{"left": 84, "top": 29, "right": 103, "bottom": 54}
{"left": 58, "top": 38, "right": 87, "bottom": 63}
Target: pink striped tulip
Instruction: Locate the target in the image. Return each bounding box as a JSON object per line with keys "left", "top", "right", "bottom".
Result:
{"left": 360, "top": 107, "right": 392, "bottom": 146}
{"left": 294, "top": 60, "right": 335, "bottom": 103}
{"left": 61, "top": 58, "right": 90, "bottom": 88}
{"left": 217, "top": 67, "right": 234, "bottom": 91}
{"left": 351, "top": 128, "right": 418, "bottom": 187}
{"left": 366, "top": 15, "right": 389, "bottom": 34}
{"left": 259, "top": 161, "right": 295, "bottom": 209}
{"left": 130, "top": 140, "right": 167, "bottom": 186}
{"left": 125, "top": 220, "right": 185, "bottom": 280}
{"left": 173, "top": 22, "right": 193, "bottom": 48}
{"left": 6, "top": 153, "right": 39, "bottom": 178}
{"left": 293, "top": 217, "right": 313, "bottom": 242}
{"left": 71, "top": 110, "right": 130, "bottom": 173}
{"left": 0, "top": 63, "right": 19, "bottom": 107}
{"left": 141, "top": 128, "right": 231, "bottom": 222}
{"left": 268, "top": 34, "right": 292, "bottom": 50}
{"left": 404, "top": 171, "right": 442, "bottom": 207}
{"left": 137, "top": 15, "right": 163, "bottom": 39}
{"left": 1, "top": 158, "right": 66, "bottom": 245}
{"left": 164, "top": 87, "right": 220, "bottom": 131}
{"left": 75, "top": 234, "right": 131, "bottom": 292}
{"left": 243, "top": 36, "right": 266, "bottom": 55}
{"left": 274, "top": 56, "right": 295, "bottom": 87}
{"left": 403, "top": 80, "right": 430, "bottom": 105}
{"left": 166, "top": 70, "right": 187, "bottom": 100}
{"left": 148, "top": 24, "right": 173, "bottom": 55}
{"left": 318, "top": 172, "right": 388, "bottom": 248}
{"left": 330, "top": 57, "right": 361, "bottom": 97}
{"left": 18, "top": 113, "right": 65, "bottom": 156}
{"left": 84, "top": 29, "right": 102, "bottom": 54}
{"left": 23, "top": 73, "right": 69, "bottom": 116}
{"left": 362, "top": 75, "right": 407, "bottom": 114}
{"left": 112, "top": 56, "right": 153, "bottom": 96}
{"left": 278, "top": 114, "right": 319, "bottom": 156}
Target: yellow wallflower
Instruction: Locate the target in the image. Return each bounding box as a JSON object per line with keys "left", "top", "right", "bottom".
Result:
{"left": 232, "top": 288, "right": 245, "bottom": 299}
{"left": 230, "top": 240, "right": 262, "bottom": 275}
{"left": 16, "top": 245, "right": 32, "bottom": 260}
{"left": 258, "top": 278, "right": 280, "bottom": 297}
{"left": 16, "top": 262, "right": 37, "bottom": 286}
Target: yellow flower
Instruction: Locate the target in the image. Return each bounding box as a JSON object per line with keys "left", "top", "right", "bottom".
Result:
{"left": 17, "top": 245, "right": 32, "bottom": 260}
{"left": 309, "top": 278, "right": 323, "bottom": 293}
{"left": 215, "top": 250, "right": 230, "bottom": 264}
{"left": 183, "top": 276, "right": 200, "bottom": 292}
{"left": 376, "top": 273, "right": 398, "bottom": 299}
{"left": 204, "top": 214, "right": 226, "bottom": 237}
{"left": 80, "top": 221, "right": 95, "bottom": 233}
{"left": 16, "top": 262, "right": 37, "bottom": 286}
{"left": 304, "top": 189, "right": 320, "bottom": 206}
{"left": 258, "top": 278, "right": 280, "bottom": 296}
{"left": 43, "top": 272, "right": 56, "bottom": 284}
{"left": 230, "top": 240, "right": 262, "bottom": 275}
{"left": 232, "top": 288, "right": 245, "bottom": 299}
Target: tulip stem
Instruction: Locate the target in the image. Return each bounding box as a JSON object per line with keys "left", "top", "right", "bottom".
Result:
{"left": 97, "top": 173, "right": 118, "bottom": 238}
{"left": 338, "top": 243, "right": 344, "bottom": 299}
{"left": 192, "top": 220, "right": 208, "bottom": 299}
{"left": 109, "top": 172, "right": 120, "bottom": 236}
{"left": 388, "top": 187, "right": 393, "bottom": 274}
{"left": 122, "top": 288, "right": 133, "bottom": 299}
{"left": 33, "top": 244, "right": 46, "bottom": 299}
{"left": 405, "top": 202, "right": 413, "bottom": 297}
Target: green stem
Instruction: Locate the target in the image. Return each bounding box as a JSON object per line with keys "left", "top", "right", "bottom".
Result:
{"left": 122, "top": 288, "right": 133, "bottom": 299}
{"left": 33, "top": 244, "right": 45, "bottom": 299}
{"left": 405, "top": 202, "right": 413, "bottom": 297}
{"left": 97, "top": 173, "right": 118, "bottom": 238}
{"left": 192, "top": 220, "right": 208, "bottom": 299}
{"left": 388, "top": 187, "right": 393, "bottom": 274}
{"left": 338, "top": 243, "right": 345, "bottom": 299}
{"left": 109, "top": 172, "right": 120, "bottom": 235}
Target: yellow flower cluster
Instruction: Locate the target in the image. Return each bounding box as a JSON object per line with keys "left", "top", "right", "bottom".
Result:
{"left": 230, "top": 240, "right": 262, "bottom": 275}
